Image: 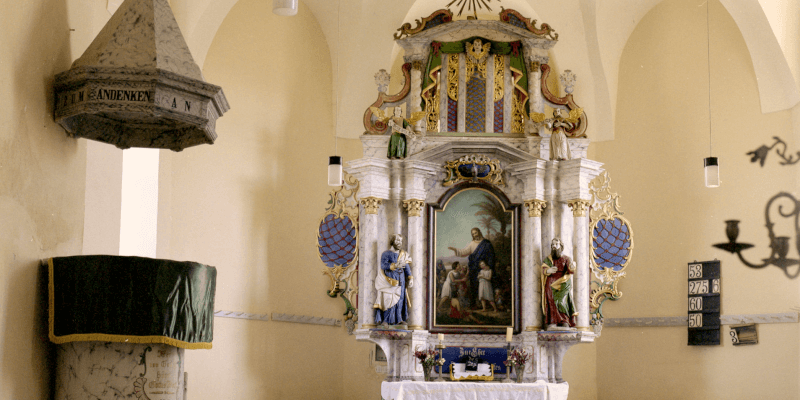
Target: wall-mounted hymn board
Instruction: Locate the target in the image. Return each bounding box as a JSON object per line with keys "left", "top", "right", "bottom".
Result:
{"left": 688, "top": 260, "right": 721, "bottom": 345}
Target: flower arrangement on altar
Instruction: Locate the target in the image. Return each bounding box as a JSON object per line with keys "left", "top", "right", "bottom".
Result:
{"left": 503, "top": 348, "right": 529, "bottom": 368}
{"left": 414, "top": 348, "right": 445, "bottom": 367}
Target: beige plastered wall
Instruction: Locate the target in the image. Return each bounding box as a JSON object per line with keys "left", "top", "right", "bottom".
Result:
{"left": 590, "top": 0, "right": 800, "bottom": 398}
{"left": 0, "top": 0, "right": 109, "bottom": 398}
{"left": 157, "top": 0, "right": 379, "bottom": 398}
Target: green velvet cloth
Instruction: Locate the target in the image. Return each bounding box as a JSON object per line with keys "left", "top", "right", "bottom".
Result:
{"left": 49, "top": 255, "right": 216, "bottom": 349}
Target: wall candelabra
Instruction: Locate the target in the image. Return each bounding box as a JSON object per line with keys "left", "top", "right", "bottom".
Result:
{"left": 713, "top": 192, "right": 800, "bottom": 278}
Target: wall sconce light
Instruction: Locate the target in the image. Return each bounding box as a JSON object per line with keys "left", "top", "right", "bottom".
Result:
{"left": 704, "top": 157, "right": 719, "bottom": 188}
{"left": 328, "top": 156, "right": 342, "bottom": 186}
{"left": 273, "top": 0, "right": 298, "bottom": 16}
{"left": 713, "top": 192, "right": 800, "bottom": 278}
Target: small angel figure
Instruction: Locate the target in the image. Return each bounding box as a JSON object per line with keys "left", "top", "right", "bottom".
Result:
{"left": 528, "top": 108, "right": 582, "bottom": 161}
{"left": 371, "top": 106, "right": 426, "bottom": 159}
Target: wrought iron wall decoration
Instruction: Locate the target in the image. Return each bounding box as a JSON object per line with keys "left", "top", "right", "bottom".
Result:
{"left": 588, "top": 171, "right": 634, "bottom": 327}
{"left": 713, "top": 192, "right": 800, "bottom": 279}
{"left": 318, "top": 172, "right": 360, "bottom": 333}
{"left": 442, "top": 154, "right": 504, "bottom": 187}
{"left": 747, "top": 137, "right": 799, "bottom": 167}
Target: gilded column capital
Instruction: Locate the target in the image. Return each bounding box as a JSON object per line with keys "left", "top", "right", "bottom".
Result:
{"left": 567, "top": 199, "right": 591, "bottom": 217}
{"left": 530, "top": 61, "right": 540, "bottom": 73}
{"left": 402, "top": 199, "right": 425, "bottom": 217}
{"left": 523, "top": 199, "right": 547, "bottom": 217}
{"left": 411, "top": 60, "right": 424, "bottom": 71}
{"left": 360, "top": 197, "right": 383, "bottom": 215}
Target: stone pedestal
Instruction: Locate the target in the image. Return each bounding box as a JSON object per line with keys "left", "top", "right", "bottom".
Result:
{"left": 55, "top": 342, "right": 185, "bottom": 400}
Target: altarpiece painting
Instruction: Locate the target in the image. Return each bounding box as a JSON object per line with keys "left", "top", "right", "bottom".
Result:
{"left": 428, "top": 184, "right": 519, "bottom": 334}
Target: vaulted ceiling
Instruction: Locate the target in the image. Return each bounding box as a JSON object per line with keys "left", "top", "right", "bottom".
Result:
{"left": 165, "top": 0, "right": 799, "bottom": 142}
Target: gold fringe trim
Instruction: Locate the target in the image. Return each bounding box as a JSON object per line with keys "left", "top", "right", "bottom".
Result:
{"left": 48, "top": 258, "right": 212, "bottom": 350}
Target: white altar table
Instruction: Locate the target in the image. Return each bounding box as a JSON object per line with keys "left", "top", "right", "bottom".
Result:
{"left": 381, "top": 381, "right": 569, "bottom": 400}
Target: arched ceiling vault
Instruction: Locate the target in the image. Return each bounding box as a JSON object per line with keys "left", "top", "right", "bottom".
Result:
{"left": 171, "top": 0, "right": 798, "bottom": 142}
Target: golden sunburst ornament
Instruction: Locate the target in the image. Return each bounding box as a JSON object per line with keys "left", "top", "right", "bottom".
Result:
{"left": 446, "top": 0, "right": 499, "bottom": 19}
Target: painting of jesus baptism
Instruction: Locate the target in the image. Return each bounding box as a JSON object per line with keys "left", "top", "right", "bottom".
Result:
{"left": 428, "top": 186, "right": 518, "bottom": 333}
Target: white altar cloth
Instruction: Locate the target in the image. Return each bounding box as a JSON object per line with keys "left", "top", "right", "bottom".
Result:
{"left": 381, "top": 381, "right": 569, "bottom": 400}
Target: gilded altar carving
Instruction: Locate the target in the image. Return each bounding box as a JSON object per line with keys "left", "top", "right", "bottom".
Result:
{"left": 360, "top": 197, "right": 383, "bottom": 214}
{"left": 523, "top": 199, "right": 547, "bottom": 217}
{"left": 465, "top": 39, "right": 491, "bottom": 83}
{"left": 567, "top": 199, "right": 590, "bottom": 217}
{"left": 511, "top": 94, "right": 525, "bottom": 134}
{"left": 443, "top": 154, "right": 504, "bottom": 187}
{"left": 447, "top": 54, "right": 459, "bottom": 101}
{"left": 394, "top": 9, "right": 454, "bottom": 39}
{"left": 318, "top": 172, "right": 360, "bottom": 333}
{"left": 493, "top": 55, "right": 504, "bottom": 103}
{"left": 588, "top": 171, "right": 634, "bottom": 326}
{"left": 402, "top": 199, "right": 426, "bottom": 217}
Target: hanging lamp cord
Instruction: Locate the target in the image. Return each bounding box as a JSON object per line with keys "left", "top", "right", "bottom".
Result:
{"left": 706, "top": 0, "right": 712, "bottom": 157}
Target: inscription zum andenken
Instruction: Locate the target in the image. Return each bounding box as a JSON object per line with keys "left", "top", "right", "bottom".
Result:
{"left": 96, "top": 88, "right": 152, "bottom": 102}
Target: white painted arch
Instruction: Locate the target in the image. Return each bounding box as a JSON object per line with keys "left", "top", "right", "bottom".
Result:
{"left": 177, "top": 0, "right": 798, "bottom": 141}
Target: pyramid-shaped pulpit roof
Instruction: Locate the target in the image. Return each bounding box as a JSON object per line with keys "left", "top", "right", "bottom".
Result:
{"left": 53, "top": 0, "right": 229, "bottom": 151}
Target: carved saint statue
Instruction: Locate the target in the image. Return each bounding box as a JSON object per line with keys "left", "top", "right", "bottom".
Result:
{"left": 547, "top": 108, "right": 581, "bottom": 161}
{"left": 541, "top": 238, "right": 577, "bottom": 329}
{"left": 371, "top": 106, "right": 426, "bottom": 159}
{"left": 374, "top": 233, "right": 414, "bottom": 325}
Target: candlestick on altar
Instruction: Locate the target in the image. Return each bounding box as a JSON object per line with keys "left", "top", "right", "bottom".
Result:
{"left": 435, "top": 342, "right": 446, "bottom": 382}
{"left": 502, "top": 342, "right": 513, "bottom": 383}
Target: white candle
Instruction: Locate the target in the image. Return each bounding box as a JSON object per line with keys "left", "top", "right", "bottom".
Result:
{"left": 506, "top": 327, "right": 513, "bottom": 342}
{"left": 438, "top": 333, "right": 444, "bottom": 342}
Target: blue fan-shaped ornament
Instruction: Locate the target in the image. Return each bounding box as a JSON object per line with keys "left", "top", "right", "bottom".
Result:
{"left": 592, "top": 217, "right": 631, "bottom": 272}
{"left": 318, "top": 214, "right": 357, "bottom": 268}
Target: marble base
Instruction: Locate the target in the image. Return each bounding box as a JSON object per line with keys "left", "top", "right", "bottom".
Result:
{"left": 55, "top": 341, "right": 185, "bottom": 400}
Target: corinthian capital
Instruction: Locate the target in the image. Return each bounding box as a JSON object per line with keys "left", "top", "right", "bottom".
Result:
{"left": 402, "top": 199, "right": 425, "bottom": 217}
{"left": 523, "top": 199, "right": 547, "bottom": 217}
{"left": 360, "top": 197, "right": 383, "bottom": 215}
{"left": 567, "top": 199, "right": 591, "bottom": 217}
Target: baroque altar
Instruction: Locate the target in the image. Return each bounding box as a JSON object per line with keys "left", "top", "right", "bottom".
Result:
{"left": 317, "top": 7, "right": 634, "bottom": 395}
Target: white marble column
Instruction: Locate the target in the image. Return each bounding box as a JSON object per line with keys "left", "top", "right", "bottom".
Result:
{"left": 542, "top": 161, "right": 558, "bottom": 253}
{"left": 399, "top": 38, "right": 431, "bottom": 134}
{"left": 347, "top": 158, "right": 392, "bottom": 328}
{"left": 522, "top": 40, "right": 551, "bottom": 115}
{"left": 569, "top": 200, "right": 591, "bottom": 330}
{"left": 389, "top": 160, "right": 404, "bottom": 236}
{"left": 439, "top": 54, "right": 449, "bottom": 132}
{"left": 56, "top": 342, "right": 185, "bottom": 400}
{"left": 485, "top": 54, "right": 494, "bottom": 133}
{"left": 523, "top": 200, "right": 546, "bottom": 331}
{"left": 359, "top": 199, "right": 383, "bottom": 328}
{"left": 457, "top": 54, "right": 466, "bottom": 132}
{"left": 503, "top": 55, "right": 512, "bottom": 133}
{"left": 510, "top": 160, "right": 547, "bottom": 331}
{"left": 403, "top": 198, "right": 426, "bottom": 330}
{"left": 403, "top": 160, "right": 439, "bottom": 330}
{"left": 557, "top": 158, "right": 603, "bottom": 331}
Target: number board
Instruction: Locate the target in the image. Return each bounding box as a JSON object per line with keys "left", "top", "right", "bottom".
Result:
{"left": 687, "top": 260, "right": 721, "bottom": 345}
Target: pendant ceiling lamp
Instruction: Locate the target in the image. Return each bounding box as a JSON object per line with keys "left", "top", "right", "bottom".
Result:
{"left": 328, "top": 0, "right": 343, "bottom": 186}
{"left": 273, "top": 0, "right": 298, "bottom": 16}
{"left": 704, "top": 1, "right": 719, "bottom": 187}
